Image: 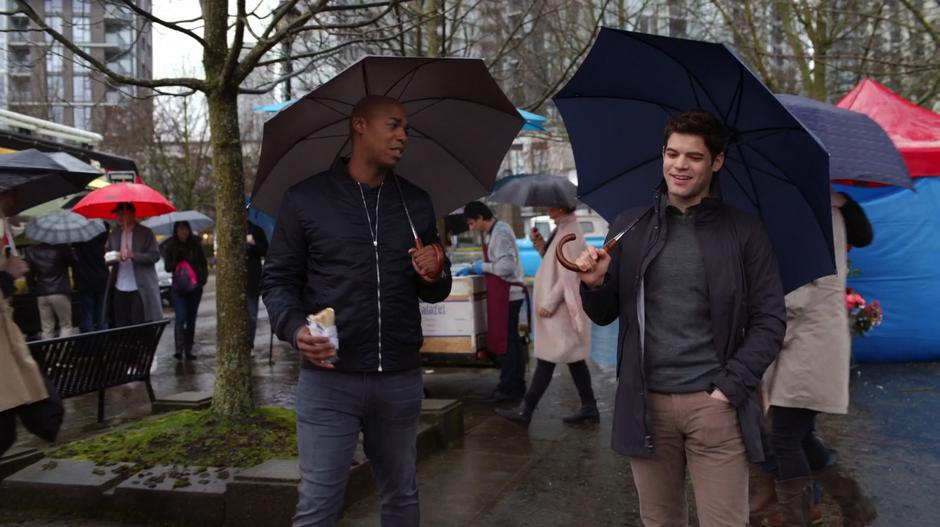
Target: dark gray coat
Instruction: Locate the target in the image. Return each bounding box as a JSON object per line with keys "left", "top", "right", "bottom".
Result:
{"left": 581, "top": 186, "right": 786, "bottom": 463}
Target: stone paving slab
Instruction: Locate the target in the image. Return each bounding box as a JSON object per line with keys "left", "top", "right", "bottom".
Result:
{"left": 0, "top": 447, "right": 44, "bottom": 481}
{"left": 0, "top": 459, "right": 133, "bottom": 513}
{"left": 151, "top": 390, "right": 214, "bottom": 414}
{"left": 113, "top": 465, "right": 238, "bottom": 527}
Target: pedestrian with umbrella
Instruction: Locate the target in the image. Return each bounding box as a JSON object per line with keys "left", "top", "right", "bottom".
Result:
{"left": 488, "top": 175, "right": 599, "bottom": 426}
{"left": 750, "top": 94, "right": 900, "bottom": 527}
{"left": 550, "top": 27, "right": 843, "bottom": 525}
{"left": 162, "top": 220, "right": 209, "bottom": 360}
{"left": 255, "top": 56, "right": 521, "bottom": 526}
{"left": 23, "top": 211, "right": 106, "bottom": 339}
{"left": 74, "top": 184, "right": 174, "bottom": 328}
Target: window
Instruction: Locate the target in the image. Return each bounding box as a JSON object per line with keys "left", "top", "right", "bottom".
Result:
{"left": 49, "top": 105, "right": 65, "bottom": 123}
{"left": 73, "top": 74, "right": 91, "bottom": 102}
{"left": 46, "top": 74, "right": 64, "bottom": 101}
{"left": 73, "top": 0, "right": 91, "bottom": 16}
{"left": 73, "top": 106, "right": 92, "bottom": 130}
{"left": 72, "top": 16, "right": 90, "bottom": 43}
{"left": 579, "top": 221, "right": 596, "bottom": 234}
{"left": 44, "top": 14, "right": 63, "bottom": 43}
{"left": 9, "top": 16, "right": 30, "bottom": 41}
{"left": 44, "top": 0, "right": 63, "bottom": 13}
{"left": 46, "top": 44, "right": 63, "bottom": 72}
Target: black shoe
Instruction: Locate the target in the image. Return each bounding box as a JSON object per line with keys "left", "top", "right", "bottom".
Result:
{"left": 184, "top": 352, "right": 197, "bottom": 360}
{"left": 562, "top": 403, "right": 600, "bottom": 425}
{"left": 486, "top": 390, "right": 521, "bottom": 403}
{"left": 173, "top": 352, "right": 182, "bottom": 360}
{"left": 495, "top": 402, "right": 534, "bottom": 425}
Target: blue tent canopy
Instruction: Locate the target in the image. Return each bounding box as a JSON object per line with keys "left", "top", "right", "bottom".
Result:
{"left": 837, "top": 178, "right": 940, "bottom": 362}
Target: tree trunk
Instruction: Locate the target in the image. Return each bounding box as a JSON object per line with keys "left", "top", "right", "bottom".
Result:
{"left": 206, "top": 89, "right": 254, "bottom": 417}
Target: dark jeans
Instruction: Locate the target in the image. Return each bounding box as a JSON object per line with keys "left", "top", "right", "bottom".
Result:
{"left": 112, "top": 290, "right": 144, "bottom": 328}
{"left": 524, "top": 359, "right": 595, "bottom": 409}
{"left": 294, "top": 367, "right": 423, "bottom": 527}
{"left": 77, "top": 290, "right": 107, "bottom": 333}
{"left": 247, "top": 291, "right": 260, "bottom": 347}
{"left": 496, "top": 299, "right": 526, "bottom": 396}
{"left": 171, "top": 286, "right": 203, "bottom": 335}
{"left": 770, "top": 405, "right": 819, "bottom": 480}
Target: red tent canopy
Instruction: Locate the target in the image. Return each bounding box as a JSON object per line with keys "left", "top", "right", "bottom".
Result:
{"left": 838, "top": 78, "right": 940, "bottom": 178}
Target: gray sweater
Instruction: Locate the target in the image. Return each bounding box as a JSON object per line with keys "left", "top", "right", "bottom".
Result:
{"left": 643, "top": 209, "right": 722, "bottom": 393}
{"left": 482, "top": 220, "right": 525, "bottom": 301}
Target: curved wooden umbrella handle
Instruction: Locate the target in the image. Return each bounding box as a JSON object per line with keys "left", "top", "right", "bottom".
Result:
{"left": 556, "top": 234, "right": 620, "bottom": 272}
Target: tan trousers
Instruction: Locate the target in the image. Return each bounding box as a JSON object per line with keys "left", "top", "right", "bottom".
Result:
{"left": 629, "top": 391, "right": 748, "bottom": 527}
{"left": 37, "top": 294, "right": 72, "bottom": 340}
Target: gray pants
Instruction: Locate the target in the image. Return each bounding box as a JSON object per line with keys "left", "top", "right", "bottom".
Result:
{"left": 293, "top": 367, "right": 423, "bottom": 527}
{"left": 37, "top": 294, "right": 72, "bottom": 340}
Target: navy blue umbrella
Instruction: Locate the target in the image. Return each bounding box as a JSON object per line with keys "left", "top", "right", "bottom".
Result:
{"left": 777, "top": 94, "right": 912, "bottom": 188}
{"left": 553, "top": 28, "right": 834, "bottom": 293}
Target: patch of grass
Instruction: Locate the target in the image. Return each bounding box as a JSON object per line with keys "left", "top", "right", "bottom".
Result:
{"left": 50, "top": 407, "right": 297, "bottom": 469}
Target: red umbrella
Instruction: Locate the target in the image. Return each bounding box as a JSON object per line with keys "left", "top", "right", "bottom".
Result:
{"left": 72, "top": 183, "right": 175, "bottom": 219}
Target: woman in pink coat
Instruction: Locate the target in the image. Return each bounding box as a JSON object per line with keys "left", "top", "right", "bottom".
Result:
{"left": 496, "top": 206, "right": 597, "bottom": 425}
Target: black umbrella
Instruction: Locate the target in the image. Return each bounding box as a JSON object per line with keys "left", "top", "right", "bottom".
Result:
{"left": 0, "top": 149, "right": 102, "bottom": 214}
{"left": 552, "top": 29, "right": 833, "bottom": 293}
{"left": 777, "top": 94, "right": 912, "bottom": 188}
{"left": 250, "top": 56, "right": 524, "bottom": 218}
{"left": 489, "top": 173, "right": 579, "bottom": 208}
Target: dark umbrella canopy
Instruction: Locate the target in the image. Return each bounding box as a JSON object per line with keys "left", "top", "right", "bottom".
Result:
{"left": 490, "top": 173, "right": 579, "bottom": 208}
{"left": 251, "top": 56, "right": 524, "bottom": 217}
{"left": 554, "top": 28, "right": 834, "bottom": 293}
{"left": 0, "top": 149, "right": 102, "bottom": 213}
{"left": 777, "top": 94, "right": 912, "bottom": 188}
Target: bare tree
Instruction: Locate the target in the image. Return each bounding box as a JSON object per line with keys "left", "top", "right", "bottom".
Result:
{"left": 10, "top": 0, "right": 411, "bottom": 417}
{"left": 703, "top": 0, "right": 939, "bottom": 103}
{"left": 140, "top": 96, "right": 214, "bottom": 215}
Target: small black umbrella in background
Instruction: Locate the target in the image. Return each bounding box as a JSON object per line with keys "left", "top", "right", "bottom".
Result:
{"left": 0, "top": 149, "right": 102, "bottom": 214}
{"left": 489, "top": 173, "right": 579, "bottom": 209}
{"left": 250, "top": 56, "right": 524, "bottom": 220}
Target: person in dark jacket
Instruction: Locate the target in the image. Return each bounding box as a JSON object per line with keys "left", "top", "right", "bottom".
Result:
{"left": 72, "top": 224, "right": 109, "bottom": 333}
{"left": 25, "top": 243, "right": 76, "bottom": 339}
{"left": 574, "top": 111, "right": 787, "bottom": 526}
{"left": 245, "top": 219, "right": 268, "bottom": 350}
{"left": 162, "top": 220, "right": 208, "bottom": 360}
{"left": 262, "top": 95, "right": 451, "bottom": 527}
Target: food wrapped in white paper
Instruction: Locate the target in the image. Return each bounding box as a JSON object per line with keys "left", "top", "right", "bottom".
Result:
{"left": 307, "top": 308, "right": 339, "bottom": 362}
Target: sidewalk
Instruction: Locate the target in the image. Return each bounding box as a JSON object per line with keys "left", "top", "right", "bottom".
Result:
{"left": 7, "top": 276, "right": 933, "bottom": 526}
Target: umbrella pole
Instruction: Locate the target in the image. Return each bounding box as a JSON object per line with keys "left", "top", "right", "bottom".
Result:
{"left": 393, "top": 176, "right": 444, "bottom": 273}
{"left": 556, "top": 213, "right": 645, "bottom": 272}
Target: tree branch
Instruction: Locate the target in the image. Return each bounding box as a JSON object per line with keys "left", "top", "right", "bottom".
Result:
{"left": 222, "top": 0, "right": 248, "bottom": 86}
{"left": 117, "top": 0, "right": 206, "bottom": 46}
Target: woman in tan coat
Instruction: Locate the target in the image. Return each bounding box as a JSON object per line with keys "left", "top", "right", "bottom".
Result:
{"left": 0, "top": 221, "right": 50, "bottom": 456}
{"left": 496, "top": 207, "right": 596, "bottom": 425}
{"left": 759, "top": 190, "right": 874, "bottom": 526}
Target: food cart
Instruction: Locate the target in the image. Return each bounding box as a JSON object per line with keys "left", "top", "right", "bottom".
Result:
{"left": 419, "top": 275, "right": 497, "bottom": 366}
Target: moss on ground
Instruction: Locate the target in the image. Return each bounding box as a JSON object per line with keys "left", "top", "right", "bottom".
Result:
{"left": 50, "top": 406, "right": 297, "bottom": 469}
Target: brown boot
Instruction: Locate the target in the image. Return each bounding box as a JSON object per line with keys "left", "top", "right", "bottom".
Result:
{"left": 750, "top": 464, "right": 778, "bottom": 526}
{"left": 774, "top": 477, "right": 812, "bottom": 527}
{"left": 814, "top": 465, "right": 877, "bottom": 526}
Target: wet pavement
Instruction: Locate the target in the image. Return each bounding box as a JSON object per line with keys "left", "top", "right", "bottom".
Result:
{"left": 5, "top": 276, "right": 939, "bottom": 525}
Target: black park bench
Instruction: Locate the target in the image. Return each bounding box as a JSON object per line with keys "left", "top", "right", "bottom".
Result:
{"left": 27, "top": 320, "right": 171, "bottom": 422}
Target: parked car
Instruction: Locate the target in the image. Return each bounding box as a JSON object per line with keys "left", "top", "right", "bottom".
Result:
{"left": 157, "top": 256, "right": 172, "bottom": 307}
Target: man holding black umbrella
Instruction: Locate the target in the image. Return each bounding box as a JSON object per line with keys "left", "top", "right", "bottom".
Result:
{"left": 262, "top": 95, "right": 451, "bottom": 527}
{"left": 574, "top": 111, "right": 786, "bottom": 526}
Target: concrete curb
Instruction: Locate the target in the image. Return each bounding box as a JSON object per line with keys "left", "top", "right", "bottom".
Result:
{"left": 0, "top": 399, "right": 464, "bottom": 526}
